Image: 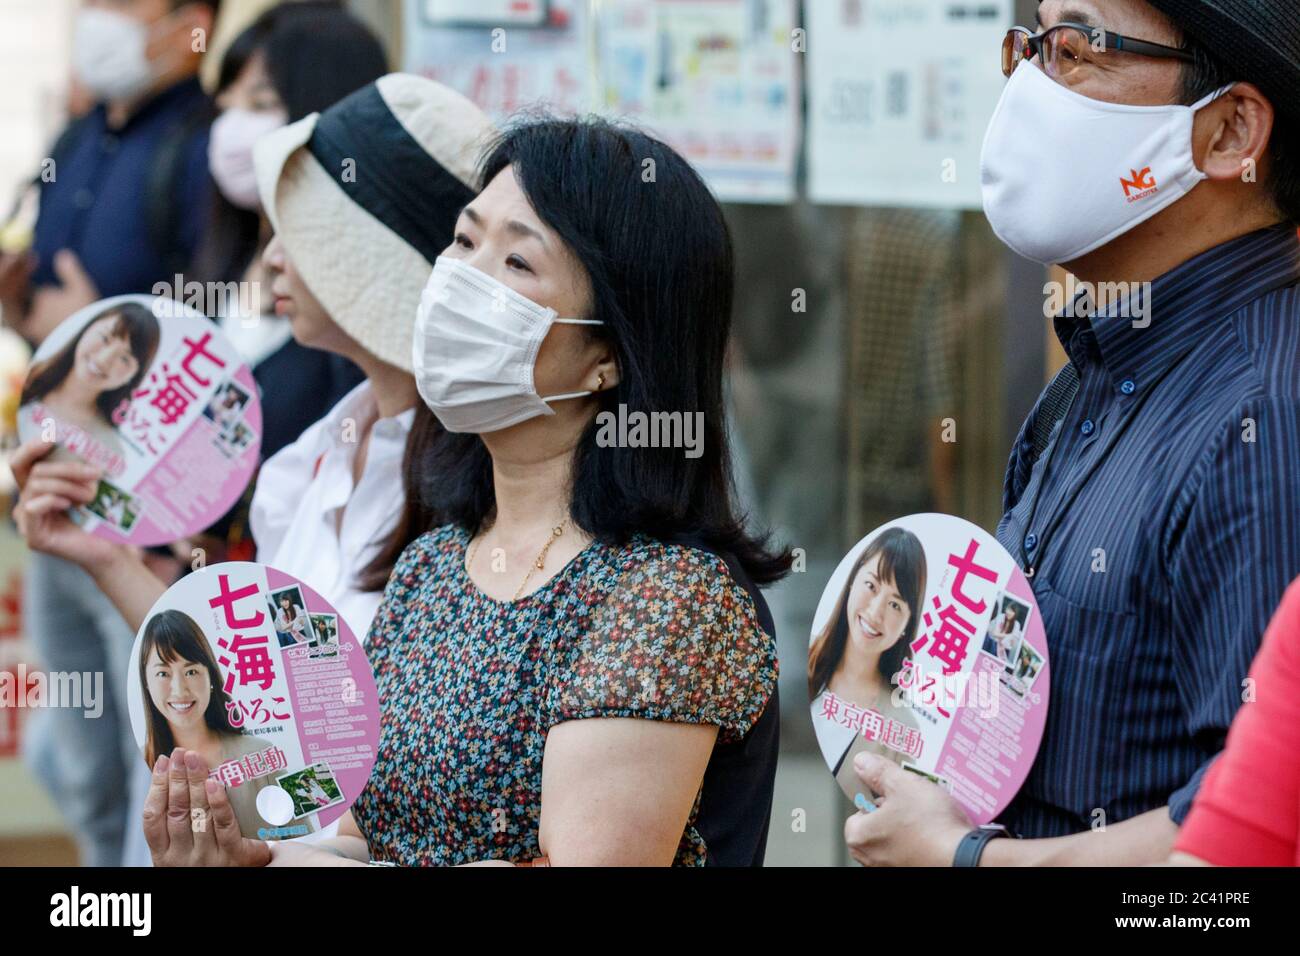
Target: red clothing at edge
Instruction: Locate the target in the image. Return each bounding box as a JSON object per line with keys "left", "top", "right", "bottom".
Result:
{"left": 1175, "top": 578, "right": 1300, "bottom": 866}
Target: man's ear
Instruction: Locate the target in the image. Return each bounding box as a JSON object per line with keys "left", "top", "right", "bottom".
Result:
{"left": 1198, "top": 81, "right": 1274, "bottom": 185}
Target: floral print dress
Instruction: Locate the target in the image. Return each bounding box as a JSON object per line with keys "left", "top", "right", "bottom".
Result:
{"left": 351, "top": 524, "right": 778, "bottom": 866}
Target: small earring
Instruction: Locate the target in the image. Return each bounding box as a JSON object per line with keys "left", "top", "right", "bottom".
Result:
{"left": 596, "top": 372, "right": 606, "bottom": 391}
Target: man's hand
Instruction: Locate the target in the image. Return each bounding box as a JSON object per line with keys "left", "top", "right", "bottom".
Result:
{"left": 843, "top": 752, "right": 973, "bottom": 867}
{"left": 845, "top": 753, "right": 1182, "bottom": 867}
{"left": 23, "top": 250, "right": 99, "bottom": 344}
{"left": 9, "top": 437, "right": 122, "bottom": 569}
{"left": 142, "top": 748, "right": 272, "bottom": 868}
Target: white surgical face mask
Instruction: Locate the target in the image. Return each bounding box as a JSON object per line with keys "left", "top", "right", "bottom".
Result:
{"left": 413, "top": 256, "right": 604, "bottom": 434}
{"left": 209, "top": 108, "right": 287, "bottom": 210}
{"left": 981, "top": 61, "right": 1230, "bottom": 265}
{"left": 72, "top": 8, "right": 156, "bottom": 102}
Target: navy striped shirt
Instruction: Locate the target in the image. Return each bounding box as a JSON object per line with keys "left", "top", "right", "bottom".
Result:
{"left": 997, "top": 224, "right": 1300, "bottom": 839}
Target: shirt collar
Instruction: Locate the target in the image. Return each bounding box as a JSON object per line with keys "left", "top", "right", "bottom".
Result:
{"left": 323, "top": 381, "right": 416, "bottom": 454}
{"left": 97, "top": 75, "right": 206, "bottom": 133}
{"left": 1053, "top": 224, "right": 1300, "bottom": 393}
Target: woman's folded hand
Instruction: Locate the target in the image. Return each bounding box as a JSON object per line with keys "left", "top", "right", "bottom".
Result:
{"left": 142, "top": 748, "right": 272, "bottom": 868}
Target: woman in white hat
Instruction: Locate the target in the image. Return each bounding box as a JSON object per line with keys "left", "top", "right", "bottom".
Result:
{"left": 14, "top": 72, "right": 492, "bottom": 635}
{"left": 10, "top": 74, "right": 495, "bottom": 864}
{"left": 173, "top": 116, "right": 788, "bottom": 868}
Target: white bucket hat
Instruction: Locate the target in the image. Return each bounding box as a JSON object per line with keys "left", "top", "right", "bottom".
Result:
{"left": 253, "top": 73, "right": 495, "bottom": 372}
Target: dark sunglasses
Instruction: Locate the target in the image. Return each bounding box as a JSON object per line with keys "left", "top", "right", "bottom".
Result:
{"left": 1003, "top": 22, "right": 1193, "bottom": 80}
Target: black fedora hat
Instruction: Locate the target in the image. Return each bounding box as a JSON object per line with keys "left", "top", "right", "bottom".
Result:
{"left": 1144, "top": 1, "right": 1300, "bottom": 120}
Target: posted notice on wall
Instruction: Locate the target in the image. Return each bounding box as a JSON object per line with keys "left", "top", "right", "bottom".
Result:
{"left": 595, "top": 0, "right": 800, "bottom": 203}
{"left": 402, "top": 0, "right": 800, "bottom": 203}
{"left": 402, "top": 0, "right": 593, "bottom": 117}
{"left": 807, "top": 0, "right": 1013, "bottom": 209}
{"left": 419, "top": 0, "right": 550, "bottom": 28}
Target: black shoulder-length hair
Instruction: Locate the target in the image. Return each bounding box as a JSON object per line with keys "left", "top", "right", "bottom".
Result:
{"left": 190, "top": 1, "right": 389, "bottom": 285}
{"left": 808, "top": 527, "right": 928, "bottom": 698}
{"left": 138, "top": 609, "right": 240, "bottom": 768}
{"left": 21, "top": 302, "right": 160, "bottom": 426}
{"left": 377, "top": 116, "right": 792, "bottom": 586}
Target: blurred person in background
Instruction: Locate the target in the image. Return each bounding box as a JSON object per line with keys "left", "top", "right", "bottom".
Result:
{"left": 842, "top": 210, "right": 962, "bottom": 534}
{"left": 182, "top": 1, "right": 386, "bottom": 580}
{"left": 191, "top": 0, "right": 386, "bottom": 468}
{"left": 0, "top": 0, "right": 219, "bottom": 343}
{"left": 0, "top": 0, "right": 220, "bottom": 868}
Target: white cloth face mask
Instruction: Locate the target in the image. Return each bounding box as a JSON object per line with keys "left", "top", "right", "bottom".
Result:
{"left": 413, "top": 256, "right": 605, "bottom": 434}
{"left": 209, "top": 108, "right": 287, "bottom": 210}
{"left": 72, "top": 8, "right": 156, "bottom": 102}
{"left": 980, "top": 61, "right": 1230, "bottom": 265}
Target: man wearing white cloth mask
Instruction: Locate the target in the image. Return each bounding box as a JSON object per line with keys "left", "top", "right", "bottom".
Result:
{"left": 1, "top": 0, "right": 219, "bottom": 342}
{"left": 846, "top": 0, "right": 1300, "bottom": 867}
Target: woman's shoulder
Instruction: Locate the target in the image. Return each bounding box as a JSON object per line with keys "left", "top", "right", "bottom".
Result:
{"left": 409, "top": 523, "right": 465, "bottom": 556}
{"left": 391, "top": 524, "right": 466, "bottom": 580}
{"left": 581, "top": 535, "right": 775, "bottom": 657}
{"left": 600, "top": 534, "right": 747, "bottom": 593}
{"left": 548, "top": 535, "right": 779, "bottom": 747}
{"left": 87, "top": 419, "right": 127, "bottom": 454}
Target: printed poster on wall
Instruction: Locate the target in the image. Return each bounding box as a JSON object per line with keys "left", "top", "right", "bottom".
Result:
{"left": 808, "top": 513, "right": 1050, "bottom": 824}
{"left": 17, "top": 294, "right": 261, "bottom": 547}
{"left": 402, "top": 0, "right": 593, "bottom": 118}
{"left": 126, "top": 562, "right": 380, "bottom": 841}
{"left": 421, "top": 0, "right": 550, "bottom": 28}
{"left": 595, "top": 0, "right": 800, "bottom": 203}
{"left": 807, "top": 0, "right": 1013, "bottom": 209}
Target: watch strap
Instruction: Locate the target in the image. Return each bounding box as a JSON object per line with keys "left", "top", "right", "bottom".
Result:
{"left": 952, "top": 826, "right": 1007, "bottom": 867}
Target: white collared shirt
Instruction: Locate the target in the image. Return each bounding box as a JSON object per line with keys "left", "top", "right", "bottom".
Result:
{"left": 249, "top": 381, "right": 414, "bottom": 642}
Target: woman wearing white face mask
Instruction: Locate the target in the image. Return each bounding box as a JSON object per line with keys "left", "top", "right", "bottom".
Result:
{"left": 9, "top": 75, "right": 496, "bottom": 867}
{"left": 268, "top": 118, "right": 793, "bottom": 868}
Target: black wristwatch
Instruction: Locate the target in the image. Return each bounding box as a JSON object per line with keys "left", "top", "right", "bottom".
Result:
{"left": 952, "top": 824, "right": 1013, "bottom": 867}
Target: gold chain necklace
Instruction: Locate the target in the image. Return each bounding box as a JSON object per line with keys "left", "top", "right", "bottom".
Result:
{"left": 467, "top": 520, "right": 569, "bottom": 601}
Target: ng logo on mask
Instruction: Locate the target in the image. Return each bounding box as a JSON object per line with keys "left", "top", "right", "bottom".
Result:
{"left": 1121, "top": 167, "right": 1159, "bottom": 202}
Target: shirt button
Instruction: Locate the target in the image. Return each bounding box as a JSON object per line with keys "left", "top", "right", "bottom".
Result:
{"left": 1024, "top": 533, "right": 1038, "bottom": 552}
{"left": 1120, "top": 379, "right": 1136, "bottom": 395}
{"left": 74, "top": 188, "right": 95, "bottom": 209}
{"left": 1080, "top": 419, "right": 1096, "bottom": 437}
